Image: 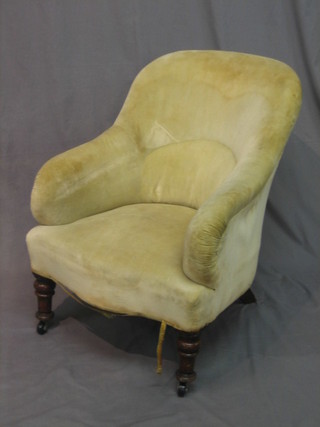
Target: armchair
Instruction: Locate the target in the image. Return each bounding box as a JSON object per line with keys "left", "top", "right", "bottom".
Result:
{"left": 26, "top": 51, "right": 301, "bottom": 396}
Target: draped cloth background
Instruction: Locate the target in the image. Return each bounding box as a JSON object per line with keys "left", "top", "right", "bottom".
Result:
{"left": 1, "top": 1, "right": 319, "bottom": 425}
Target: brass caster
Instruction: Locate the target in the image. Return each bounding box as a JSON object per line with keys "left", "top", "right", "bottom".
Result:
{"left": 177, "top": 382, "right": 188, "bottom": 397}
{"left": 37, "top": 321, "right": 48, "bottom": 335}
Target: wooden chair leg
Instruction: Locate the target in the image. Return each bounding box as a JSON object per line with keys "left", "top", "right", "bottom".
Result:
{"left": 239, "top": 288, "right": 256, "bottom": 304}
{"left": 33, "top": 273, "right": 56, "bottom": 335}
{"left": 176, "top": 330, "right": 201, "bottom": 397}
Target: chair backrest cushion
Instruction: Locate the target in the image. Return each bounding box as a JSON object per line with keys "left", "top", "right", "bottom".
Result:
{"left": 141, "top": 137, "right": 236, "bottom": 209}
{"left": 116, "top": 51, "right": 301, "bottom": 208}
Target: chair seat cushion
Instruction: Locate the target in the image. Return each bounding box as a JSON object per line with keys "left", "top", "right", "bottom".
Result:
{"left": 26, "top": 203, "right": 216, "bottom": 331}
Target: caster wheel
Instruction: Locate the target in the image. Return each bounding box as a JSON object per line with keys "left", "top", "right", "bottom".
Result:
{"left": 37, "top": 321, "right": 48, "bottom": 335}
{"left": 177, "top": 383, "right": 188, "bottom": 397}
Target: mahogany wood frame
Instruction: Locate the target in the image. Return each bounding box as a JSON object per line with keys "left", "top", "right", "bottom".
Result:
{"left": 239, "top": 288, "right": 256, "bottom": 304}
{"left": 33, "top": 273, "right": 56, "bottom": 334}
{"left": 176, "top": 330, "right": 201, "bottom": 396}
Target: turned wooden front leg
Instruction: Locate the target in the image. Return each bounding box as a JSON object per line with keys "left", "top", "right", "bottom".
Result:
{"left": 33, "top": 274, "right": 56, "bottom": 334}
{"left": 176, "top": 330, "right": 201, "bottom": 397}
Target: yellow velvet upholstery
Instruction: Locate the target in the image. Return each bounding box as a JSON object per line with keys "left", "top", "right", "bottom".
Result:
{"left": 26, "top": 51, "right": 301, "bottom": 332}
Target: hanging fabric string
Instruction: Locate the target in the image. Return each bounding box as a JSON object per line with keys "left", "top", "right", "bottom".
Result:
{"left": 156, "top": 320, "right": 167, "bottom": 374}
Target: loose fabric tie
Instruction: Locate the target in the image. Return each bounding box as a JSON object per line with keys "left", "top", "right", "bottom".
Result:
{"left": 156, "top": 321, "right": 167, "bottom": 374}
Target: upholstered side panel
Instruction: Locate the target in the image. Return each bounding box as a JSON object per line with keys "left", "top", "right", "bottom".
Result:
{"left": 183, "top": 177, "right": 272, "bottom": 304}
{"left": 183, "top": 174, "right": 274, "bottom": 294}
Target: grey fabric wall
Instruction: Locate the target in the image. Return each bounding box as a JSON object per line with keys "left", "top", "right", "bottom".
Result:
{"left": 1, "top": 1, "right": 319, "bottom": 426}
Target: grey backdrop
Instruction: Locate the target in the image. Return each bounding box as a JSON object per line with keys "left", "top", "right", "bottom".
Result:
{"left": 1, "top": 1, "right": 319, "bottom": 426}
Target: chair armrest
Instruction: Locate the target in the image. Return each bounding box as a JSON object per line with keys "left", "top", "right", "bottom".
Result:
{"left": 31, "top": 125, "right": 143, "bottom": 225}
{"left": 183, "top": 153, "right": 277, "bottom": 294}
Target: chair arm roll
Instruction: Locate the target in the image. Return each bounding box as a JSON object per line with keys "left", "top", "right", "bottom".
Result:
{"left": 31, "top": 126, "right": 143, "bottom": 225}
{"left": 183, "top": 154, "right": 276, "bottom": 291}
